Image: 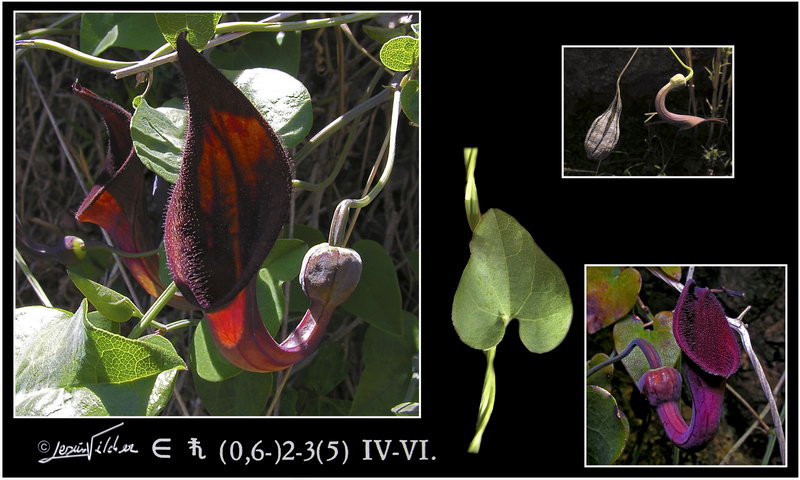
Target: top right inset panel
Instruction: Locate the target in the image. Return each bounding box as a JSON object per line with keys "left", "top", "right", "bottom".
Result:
{"left": 563, "top": 46, "right": 733, "bottom": 178}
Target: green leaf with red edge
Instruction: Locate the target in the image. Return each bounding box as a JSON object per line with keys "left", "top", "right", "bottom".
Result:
{"left": 612, "top": 311, "right": 680, "bottom": 384}
{"left": 586, "top": 267, "right": 641, "bottom": 333}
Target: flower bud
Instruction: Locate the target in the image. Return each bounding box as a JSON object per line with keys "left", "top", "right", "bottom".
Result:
{"left": 300, "top": 243, "right": 362, "bottom": 306}
{"left": 62, "top": 236, "right": 87, "bottom": 263}
{"left": 638, "top": 366, "right": 682, "bottom": 406}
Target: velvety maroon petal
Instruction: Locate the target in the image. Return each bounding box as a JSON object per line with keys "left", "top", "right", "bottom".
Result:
{"left": 73, "top": 82, "right": 196, "bottom": 310}
{"left": 673, "top": 279, "right": 740, "bottom": 377}
{"left": 164, "top": 33, "right": 292, "bottom": 311}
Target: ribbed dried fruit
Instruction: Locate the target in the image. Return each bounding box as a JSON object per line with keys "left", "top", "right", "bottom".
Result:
{"left": 584, "top": 48, "right": 639, "bottom": 173}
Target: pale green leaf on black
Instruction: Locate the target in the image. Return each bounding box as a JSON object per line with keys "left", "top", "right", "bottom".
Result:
{"left": 155, "top": 12, "right": 223, "bottom": 50}
{"left": 400, "top": 79, "right": 419, "bottom": 124}
{"left": 15, "top": 301, "right": 185, "bottom": 416}
{"left": 612, "top": 311, "right": 680, "bottom": 384}
{"left": 80, "top": 13, "right": 166, "bottom": 56}
{"left": 587, "top": 385, "right": 629, "bottom": 465}
{"left": 350, "top": 312, "right": 418, "bottom": 415}
{"left": 452, "top": 209, "right": 572, "bottom": 352}
{"left": 586, "top": 266, "right": 641, "bottom": 334}
{"left": 586, "top": 352, "right": 614, "bottom": 391}
{"left": 379, "top": 35, "right": 419, "bottom": 71}
{"left": 190, "top": 319, "right": 242, "bottom": 382}
{"left": 341, "top": 239, "right": 403, "bottom": 336}
{"left": 192, "top": 369, "right": 272, "bottom": 416}
{"left": 67, "top": 270, "right": 142, "bottom": 322}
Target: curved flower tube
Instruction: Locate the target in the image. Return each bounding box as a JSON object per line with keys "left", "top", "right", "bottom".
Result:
{"left": 639, "top": 359, "right": 727, "bottom": 451}
{"left": 72, "top": 82, "right": 196, "bottom": 310}
{"left": 655, "top": 74, "right": 728, "bottom": 131}
{"left": 205, "top": 244, "right": 362, "bottom": 371}
{"left": 165, "top": 33, "right": 360, "bottom": 372}
{"left": 634, "top": 279, "right": 740, "bottom": 451}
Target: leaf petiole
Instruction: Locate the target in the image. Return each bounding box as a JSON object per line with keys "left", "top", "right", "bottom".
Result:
{"left": 128, "top": 281, "right": 178, "bottom": 338}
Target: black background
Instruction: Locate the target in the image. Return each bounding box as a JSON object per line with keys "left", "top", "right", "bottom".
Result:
{"left": 5, "top": 2, "right": 799, "bottom": 477}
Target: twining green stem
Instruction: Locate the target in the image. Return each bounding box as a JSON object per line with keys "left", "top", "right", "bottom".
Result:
{"left": 16, "top": 13, "right": 379, "bottom": 76}
{"left": 128, "top": 281, "right": 178, "bottom": 338}
{"left": 15, "top": 39, "right": 137, "bottom": 69}
{"left": 468, "top": 347, "right": 497, "bottom": 454}
{"left": 15, "top": 247, "right": 53, "bottom": 307}
{"left": 113, "top": 13, "right": 374, "bottom": 79}
{"left": 668, "top": 47, "right": 694, "bottom": 83}
{"left": 14, "top": 28, "right": 79, "bottom": 40}
{"left": 585, "top": 337, "right": 662, "bottom": 378}
{"left": 327, "top": 86, "right": 402, "bottom": 246}
{"left": 463, "top": 148, "right": 480, "bottom": 232}
{"left": 214, "top": 12, "right": 378, "bottom": 35}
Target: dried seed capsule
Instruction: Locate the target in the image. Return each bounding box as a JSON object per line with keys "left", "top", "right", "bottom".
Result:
{"left": 584, "top": 91, "right": 622, "bottom": 161}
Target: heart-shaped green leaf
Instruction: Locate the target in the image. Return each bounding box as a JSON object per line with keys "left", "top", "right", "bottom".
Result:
{"left": 612, "top": 311, "right": 680, "bottom": 384}
{"left": 379, "top": 35, "right": 419, "bottom": 72}
{"left": 68, "top": 270, "right": 142, "bottom": 322}
{"left": 15, "top": 301, "right": 185, "bottom": 416}
{"left": 79, "top": 13, "right": 166, "bottom": 56}
{"left": 586, "top": 267, "right": 641, "bottom": 333}
{"left": 587, "top": 385, "right": 629, "bottom": 465}
{"left": 452, "top": 209, "right": 572, "bottom": 352}
{"left": 130, "top": 97, "right": 185, "bottom": 184}
{"left": 155, "top": 13, "right": 222, "bottom": 50}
